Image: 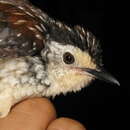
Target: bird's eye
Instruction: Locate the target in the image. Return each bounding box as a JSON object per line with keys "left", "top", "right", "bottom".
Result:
{"left": 63, "top": 52, "right": 75, "bottom": 64}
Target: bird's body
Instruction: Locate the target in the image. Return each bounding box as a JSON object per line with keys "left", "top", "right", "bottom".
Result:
{"left": 0, "top": 0, "right": 119, "bottom": 118}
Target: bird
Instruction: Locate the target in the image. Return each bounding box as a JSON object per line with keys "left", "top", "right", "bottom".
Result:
{"left": 0, "top": 0, "right": 119, "bottom": 118}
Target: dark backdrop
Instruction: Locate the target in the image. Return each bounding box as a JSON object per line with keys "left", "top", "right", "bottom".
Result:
{"left": 30, "top": 0, "right": 125, "bottom": 130}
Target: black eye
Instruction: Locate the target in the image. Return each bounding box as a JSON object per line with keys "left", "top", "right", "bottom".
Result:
{"left": 63, "top": 52, "right": 75, "bottom": 64}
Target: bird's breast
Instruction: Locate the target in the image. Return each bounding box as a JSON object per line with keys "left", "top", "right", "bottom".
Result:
{"left": 0, "top": 56, "right": 47, "bottom": 91}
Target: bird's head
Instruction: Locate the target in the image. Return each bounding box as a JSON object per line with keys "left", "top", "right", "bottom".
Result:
{"left": 0, "top": 0, "right": 119, "bottom": 97}
{"left": 41, "top": 24, "right": 120, "bottom": 97}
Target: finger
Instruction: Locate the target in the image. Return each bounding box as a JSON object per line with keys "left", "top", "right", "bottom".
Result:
{"left": 47, "top": 117, "right": 86, "bottom": 130}
{"left": 0, "top": 98, "right": 56, "bottom": 130}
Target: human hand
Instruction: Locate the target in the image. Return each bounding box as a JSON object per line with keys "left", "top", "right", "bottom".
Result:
{"left": 0, "top": 98, "right": 86, "bottom": 130}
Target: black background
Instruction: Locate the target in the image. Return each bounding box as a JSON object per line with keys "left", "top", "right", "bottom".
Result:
{"left": 30, "top": 0, "right": 127, "bottom": 129}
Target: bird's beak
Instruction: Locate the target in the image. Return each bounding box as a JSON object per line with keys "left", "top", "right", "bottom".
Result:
{"left": 81, "top": 68, "right": 120, "bottom": 86}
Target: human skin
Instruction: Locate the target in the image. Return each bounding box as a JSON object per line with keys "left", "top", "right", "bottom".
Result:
{"left": 0, "top": 98, "right": 86, "bottom": 130}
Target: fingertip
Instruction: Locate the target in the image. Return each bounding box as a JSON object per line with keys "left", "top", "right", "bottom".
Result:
{"left": 0, "top": 98, "right": 57, "bottom": 130}
{"left": 12, "top": 97, "right": 56, "bottom": 119}
{"left": 13, "top": 98, "right": 56, "bottom": 116}
{"left": 47, "top": 117, "right": 86, "bottom": 130}
{"left": 12, "top": 98, "right": 57, "bottom": 129}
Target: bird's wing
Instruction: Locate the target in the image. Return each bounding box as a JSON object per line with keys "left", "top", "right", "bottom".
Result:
{"left": 0, "top": 1, "right": 46, "bottom": 58}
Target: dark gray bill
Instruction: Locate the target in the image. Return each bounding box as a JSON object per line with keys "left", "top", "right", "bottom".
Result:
{"left": 82, "top": 68, "right": 120, "bottom": 86}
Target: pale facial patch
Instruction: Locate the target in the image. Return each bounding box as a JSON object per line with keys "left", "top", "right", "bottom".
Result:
{"left": 73, "top": 47, "right": 97, "bottom": 69}
{"left": 45, "top": 42, "right": 97, "bottom": 96}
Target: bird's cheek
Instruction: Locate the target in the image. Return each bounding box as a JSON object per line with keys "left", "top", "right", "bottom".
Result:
{"left": 55, "top": 70, "right": 88, "bottom": 88}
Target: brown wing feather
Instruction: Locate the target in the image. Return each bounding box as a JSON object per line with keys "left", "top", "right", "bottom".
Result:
{"left": 0, "top": 2, "right": 46, "bottom": 58}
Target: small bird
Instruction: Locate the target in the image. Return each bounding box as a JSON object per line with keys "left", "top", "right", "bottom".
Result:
{"left": 0, "top": 0, "right": 119, "bottom": 118}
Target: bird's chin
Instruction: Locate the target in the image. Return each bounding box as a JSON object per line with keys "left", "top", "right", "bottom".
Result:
{"left": 43, "top": 76, "right": 94, "bottom": 98}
